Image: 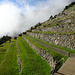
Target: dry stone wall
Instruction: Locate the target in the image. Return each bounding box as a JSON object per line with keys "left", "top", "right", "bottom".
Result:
{"left": 27, "top": 32, "right": 75, "bottom": 50}
{"left": 32, "top": 5, "right": 75, "bottom": 33}
{"left": 32, "top": 23, "right": 75, "bottom": 33}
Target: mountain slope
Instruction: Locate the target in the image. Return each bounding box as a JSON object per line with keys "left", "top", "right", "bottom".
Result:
{"left": 26, "top": 2, "right": 75, "bottom": 50}
{"left": 0, "top": 2, "right": 75, "bottom": 75}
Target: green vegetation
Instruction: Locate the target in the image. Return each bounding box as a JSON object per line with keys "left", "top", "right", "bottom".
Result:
{"left": 24, "top": 35, "right": 67, "bottom": 61}
{"left": 0, "top": 39, "right": 19, "bottom": 75}
{"left": 0, "top": 35, "right": 11, "bottom": 45}
{"left": 64, "top": 2, "right": 75, "bottom": 10}
{"left": 41, "top": 21, "right": 50, "bottom": 27}
{"left": 17, "top": 37, "right": 51, "bottom": 75}
{"left": 24, "top": 35, "right": 68, "bottom": 71}
{"left": 56, "top": 23, "right": 59, "bottom": 26}
{"left": 32, "top": 31, "right": 55, "bottom": 34}
{"left": 32, "top": 31, "right": 75, "bottom": 35}
{"left": 0, "top": 2, "right": 74, "bottom": 74}
{"left": 57, "top": 18, "right": 60, "bottom": 20}
{"left": 0, "top": 43, "right": 7, "bottom": 64}
{"left": 26, "top": 35, "right": 75, "bottom": 55}
{"left": 74, "top": 8, "right": 75, "bottom": 10}
{"left": 49, "top": 44, "right": 75, "bottom": 55}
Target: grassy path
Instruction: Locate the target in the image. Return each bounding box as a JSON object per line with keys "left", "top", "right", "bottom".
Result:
{"left": 24, "top": 35, "right": 65, "bottom": 61}
{"left": 25, "top": 35, "right": 75, "bottom": 56}
{"left": 17, "top": 36, "right": 51, "bottom": 75}
{"left": 16, "top": 43, "right": 22, "bottom": 72}
{"left": 26, "top": 35, "right": 67, "bottom": 55}
{"left": 24, "top": 35, "right": 69, "bottom": 71}
{"left": 0, "top": 43, "right": 7, "bottom": 64}
{"left": 55, "top": 57, "right": 75, "bottom": 75}
{"left": 0, "top": 39, "right": 19, "bottom": 75}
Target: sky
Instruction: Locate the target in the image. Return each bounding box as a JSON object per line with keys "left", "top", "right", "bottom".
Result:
{"left": 0, "top": 0, "right": 75, "bottom": 37}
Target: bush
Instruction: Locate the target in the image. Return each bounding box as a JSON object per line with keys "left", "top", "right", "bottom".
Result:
{"left": 54, "top": 15, "right": 57, "bottom": 18}
{"left": 26, "top": 30, "right": 32, "bottom": 32}
{"left": 19, "top": 34, "right": 22, "bottom": 36}
{"left": 64, "top": 2, "right": 75, "bottom": 10}
{"left": 57, "top": 18, "right": 60, "bottom": 20}
{"left": 23, "top": 32, "right": 26, "bottom": 35}
{"left": 0, "top": 36, "right": 11, "bottom": 45}
{"left": 14, "top": 37, "right": 17, "bottom": 40}
{"left": 56, "top": 23, "right": 59, "bottom": 26}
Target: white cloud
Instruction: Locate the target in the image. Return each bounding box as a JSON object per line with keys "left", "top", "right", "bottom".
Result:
{"left": 0, "top": 2, "right": 22, "bottom": 37}
{"left": 0, "top": 0, "right": 74, "bottom": 37}
{"left": 21, "top": 0, "right": 75, "bottom": 29}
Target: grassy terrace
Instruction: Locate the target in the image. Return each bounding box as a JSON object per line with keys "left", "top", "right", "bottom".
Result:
{"left": 0, "top": 43, "right": 7, "bottom": 64}
{"left": 0, "top": 39, "right": 19, "bottom": 75}
{"left": 24, "top": 35, "right": 69, "bottom": 71}
{"left": 24, "top": 35, "right": 68, "bottom": 62}
{"left": 26, "top": 35, "right": 75, "bottom": 55}
{"left": 27, "top": 34, "right": 75, "bottom": 55}
{"left": 41, "top": 21, "right": 50, "bottom": 26}
{"left": 32, "top": 31, "right": 75, "bottom": 35}
{"left": 17, "top": 37, "right": 51, "bottom": 75}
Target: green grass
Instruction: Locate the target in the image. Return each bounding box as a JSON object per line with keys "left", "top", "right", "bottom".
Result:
{"left": 24, "top": 35, "right": 68, "bottom": 71}
{"left": 24, "top": 35, "right": 67, "bottom": 61}
{"left": 49, "top": 44, "right": 75, "bottom": 54}
{"left": 74, "top": 8, "right": 75, "bottom": 10}
{"left": 26, "top": 35, "right": 75, "bottom": 55}
{"left": 17, "top": 37, "right": 51, "bottom": 75}
{"left": 0, "top": 44, "right": 7, "bottom": 64}
{"left": 32, "top": 31, "right": 75, "bottom": 35}
{"left": 41, "top": 21, "right": 50, "bottom": 26}
{"left": 57, "top": 18, "right": 61, "bottom": 20}
{"left": 0, "top": 39, "right": 19, "bottom": 75}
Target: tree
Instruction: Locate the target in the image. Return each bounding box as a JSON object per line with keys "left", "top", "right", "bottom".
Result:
{"left": 0, "top": 35, "right": 11, "bottom": 45}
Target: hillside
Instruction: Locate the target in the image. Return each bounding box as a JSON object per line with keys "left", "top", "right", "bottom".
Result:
{"left": 0, "top": 2, "right": 75, "bottom": 75}
{"left": 26, "top": 2, "right": 75, "bottom": 50}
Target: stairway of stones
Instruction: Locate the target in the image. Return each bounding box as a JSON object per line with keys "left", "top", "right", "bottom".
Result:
{"left": 55, "top": 57, "right": 75, "bottom": 75}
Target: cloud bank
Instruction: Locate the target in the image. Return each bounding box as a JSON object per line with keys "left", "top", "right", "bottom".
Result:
{"left": 0, "top": 0, "right": 74, "bottom": 37}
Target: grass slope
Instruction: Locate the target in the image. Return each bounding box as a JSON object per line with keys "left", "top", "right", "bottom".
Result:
{"left": 24, "top": 35, "right": 68, "bottom": 70}
{"left": 0, "top": 43, "right": 7, "bottom": 64}
{"left": 32, "top": 31, "right": 75, "bottom": 35}
{"left": 0, "top": 39, "right": 19, "bottom": 75}
{"left": 24, "top": 35, "right": 65, "bottom": 61}
{"left": 17, "top": 36, "right": 51, "bottom": 75}
{"left": 26, "top": 35, "right": 75, "bottom": 55}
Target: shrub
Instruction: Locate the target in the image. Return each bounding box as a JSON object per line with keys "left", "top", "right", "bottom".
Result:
{"left": 56, "top": 23, "right": 59, "bottom": 26}
{"left": 23, "top": 32, "right": 26, "bottom": 34}
{"left": 26, "top": 29, "right": 31, "bottom": 32}
{"left": 19, "top": 34, "right": 22, "bottom": 36}
{"left": 0, "top": 35, "right": 11, "bottom": 45}
{"left": 64, "top": 2, "right": 75, "bottom": 10}
{"left": 57, "top": 18, "right": 60, "bottom": 20}
{"left": 14, "top": 37, "right": 17, "bottom": 40}
{"left": 54, "top": 15, "right": 57, "bottom": 18}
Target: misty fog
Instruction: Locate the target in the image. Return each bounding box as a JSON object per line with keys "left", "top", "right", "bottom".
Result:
{"left": 0, "top": 0, "right": 74, "bottom": 37}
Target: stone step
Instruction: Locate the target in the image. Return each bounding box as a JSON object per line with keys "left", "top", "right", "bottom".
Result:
{"left": 55, "top": 57, "right": 75, "bottom": 75}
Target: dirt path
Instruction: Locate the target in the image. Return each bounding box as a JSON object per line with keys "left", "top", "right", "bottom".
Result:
{"left": 16, "top": 43, "right": 22, "bottom": 72}
{"left": 55, "top": 57, "right": 75, "bottom": 75}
